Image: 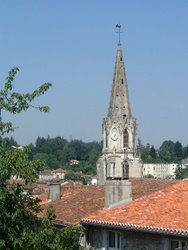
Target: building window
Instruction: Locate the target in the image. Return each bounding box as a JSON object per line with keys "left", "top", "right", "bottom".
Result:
{"left": 88, "top": 229, "right": 103, "bottom": 249}
{"left": 123, "top": 129, "right": 129, "bottom": 148}
{"left": 108, "top": 231, "right": 121, "bottom": 250}
{"left": 170, "top": 240, "right": 188, "bottom": 250}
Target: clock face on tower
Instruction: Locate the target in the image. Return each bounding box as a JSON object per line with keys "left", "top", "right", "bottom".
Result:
{"left": 111, "top": 127, "right": 118, "bottom": 141}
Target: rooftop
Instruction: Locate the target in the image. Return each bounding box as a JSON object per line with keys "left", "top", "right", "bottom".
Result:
{"left": 81, "top": 180, "right": 188, "bottom": 236}
{"left": 39, "top": 185, "right": 104, "bottom": 225}
{"left": 52, "top": 168, "right": 66, "bottom": 174}
{"left": 39, "top": 178, "right": 178, "bottom": 225}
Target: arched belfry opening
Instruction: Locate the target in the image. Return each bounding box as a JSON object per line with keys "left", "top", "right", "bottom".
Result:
{"left": 123, "top": 129, "right": 129, "bottom": 148}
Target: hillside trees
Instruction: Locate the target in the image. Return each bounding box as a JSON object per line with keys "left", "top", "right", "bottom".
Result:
{"left": 149, "top": 146, "right": 156, "bottom": 159}
{"left": 174, "top": 141, "right": 183, "bottom": 161}
{"left": 137, "top": 139, "right": 188, "bottom": 164}
{"left": 158, "top": 140, "right": 176, "bottom": 162}
{"left": 0, "top": 68, "right": 83, "bottom": 249}
{"left": 137, "top": 140, "right": 158, "bottom": 163}
{"left": 29, "top": 136, "right": 102, "bottom": 174}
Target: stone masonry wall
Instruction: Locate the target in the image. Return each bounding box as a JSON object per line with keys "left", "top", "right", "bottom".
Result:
{"left": 122, "top": 231, "right": 165, "bottom": 250}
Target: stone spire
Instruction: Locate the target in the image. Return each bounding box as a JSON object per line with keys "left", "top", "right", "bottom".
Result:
{"left": 108, "top": 44, "right": 132, "bottom": 118}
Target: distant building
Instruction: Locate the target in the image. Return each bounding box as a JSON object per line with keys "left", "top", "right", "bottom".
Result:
{"left": 91, "top": 176, "right": 97, "bottom": 185}
{"left": 182, "top": 157, "right": 188, "bottom": 168}
{"left": 51, "top": 168, "right": 66, "bottom": 180}
{"left": 39, "top": 169, "right": 66, "bottom": 181}
{"left": 143, "top": 163, "right": 178, "bottom": 179}
{"left": 70, "top": 159, "right": 80, "bottom": 165}
{"left": 39, "top": 169, "right": 52, "bottom": 181}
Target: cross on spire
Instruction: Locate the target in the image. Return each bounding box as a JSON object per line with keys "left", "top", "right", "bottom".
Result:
{"left": 116, "top": 24, "right": 122, "bottom": 45}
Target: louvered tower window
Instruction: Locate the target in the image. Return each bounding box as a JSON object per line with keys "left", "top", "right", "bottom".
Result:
{"left": 123, "top": 129, "right": 129, "bottom": 148}
{"left": 106, "top": 130, "right": 108, "bottom": 148}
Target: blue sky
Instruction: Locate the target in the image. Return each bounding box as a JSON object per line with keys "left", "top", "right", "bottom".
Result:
{"left": 0, "top": 1, "right": 188, "bottom": 148}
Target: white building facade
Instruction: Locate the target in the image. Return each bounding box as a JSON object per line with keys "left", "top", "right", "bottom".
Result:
{"left": 143, "top": 163, "right": 178, "bottom": 179}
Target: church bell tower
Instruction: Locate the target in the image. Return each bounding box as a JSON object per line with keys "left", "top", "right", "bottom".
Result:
{"left": 97, "top": 27, "right": 142, "bottom": 185}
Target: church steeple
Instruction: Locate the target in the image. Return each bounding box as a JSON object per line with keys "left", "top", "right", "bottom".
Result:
{"left": 108, "top": 43, "right": 132, "bottom": 118}
{"left": 96, "top": 28, "right": 142, "bottom": 186}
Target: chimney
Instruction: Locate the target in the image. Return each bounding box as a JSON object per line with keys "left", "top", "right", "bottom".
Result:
{"left": 49, "top": 178, "right": 61, "bottom": 201}
{"left": 105, "top": 178, "right": 132, "bottom": 208}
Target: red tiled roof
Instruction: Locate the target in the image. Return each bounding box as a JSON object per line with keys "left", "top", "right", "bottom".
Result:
{"left": 40, "top": 169, "right": 52, "bottom": 175}
{"left": 130, "top": 178, "right": 178, "bottom": 199}
{"left": 37, "top": 192, "right": 49, "bottom": 205}
{"left": 39, "top": 178, "right": 178, "bottom": 226}
{"left": 52, "top": 169, "right": 66, "bottom": 173}
{"left": 81, "top": 180, "right": 188, "bottom": 236}
{"left": 40, "top": 185, "right": 104, "bottom": 225}
{"left": 6, "top": 179, "right": 25, "bottom": 185}
{"left": 62, "top": 180, "right": 83, "bottom": 187}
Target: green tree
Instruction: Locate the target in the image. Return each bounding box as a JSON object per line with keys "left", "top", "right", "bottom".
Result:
{"left": 30, "top": 136, "right": 101, "bottom": 173}
{"left": 0, "top": 68, "right": 51, "bottom": 134}
{"left": 87, "top": 142, "right": 101, "bottom": 163}
{"left": 32, "top": 136, "right": 68, "bottom": 168}
{"left": 183, "top": 145, "right": 188, "bottom": 158}
{"left": 0, "top": 136, "right": 18, "bottom": 148}
{"left": 61, "top": 143, "right": 76, "bottom": 163}
{"left": 158, "top": 140, "right": 175, "bottom": 163}
{"left": 150, "top": 145, "right": 156, "bottom": 159}
{"left": 137, "top": 140, "right": 151, "bottom": 163}
{"left": 69, "top": 140, "right": 88, "bottom": 161}
{"left": 174, "top": 141, "right": 183, "bottom": 162}
{"left": 64, "top": 170, "right": 81, "bottom": 181}
{"left": 182, "top": 167, "right": 188, "bottom": 178}
{"left": 175, "top": 165, "right": 183, "bottom": 179}
{"left": 0, "top": 68, "right": 83, "bottom": 249}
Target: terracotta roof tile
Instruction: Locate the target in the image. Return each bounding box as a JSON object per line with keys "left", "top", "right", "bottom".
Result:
{"left": 40, "top": 170, "right": 52, "bottom": 175}
{"left": 131, "top": 178, "right": 178, "bottom": 199}
{"left": 40, "top": 185, "right": 104, "bottom": 225}
{"left": 52, "top": 168, "right": 66, "bottom": 173}
{"left": 39, "top": 178, "right": 177, "bottom": 225}
{"left": 37, "top": 192, "right": 49, "bottom": 205}
{"left": 81, "top": 180, "right": 188, "bottom": 235}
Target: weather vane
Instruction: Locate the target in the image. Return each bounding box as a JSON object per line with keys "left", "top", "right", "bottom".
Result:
{"left": 116, "top": 24, "right": 122, "bottom": 45}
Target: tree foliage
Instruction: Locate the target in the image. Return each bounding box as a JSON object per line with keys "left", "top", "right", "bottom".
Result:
{"left": 137, "top": 139, "right": 188, "bottom": 165}
{"left": 0, "top": 68, "right": 83, "bottom": 249}
{"left": 0, "top": 67, "right": 51, "bottom": 135}
{"left": 174, "top": 165, "right": 183, "bottom": 180}
{"left": 29, "top": 136, "right": 102, "bottom": 174}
